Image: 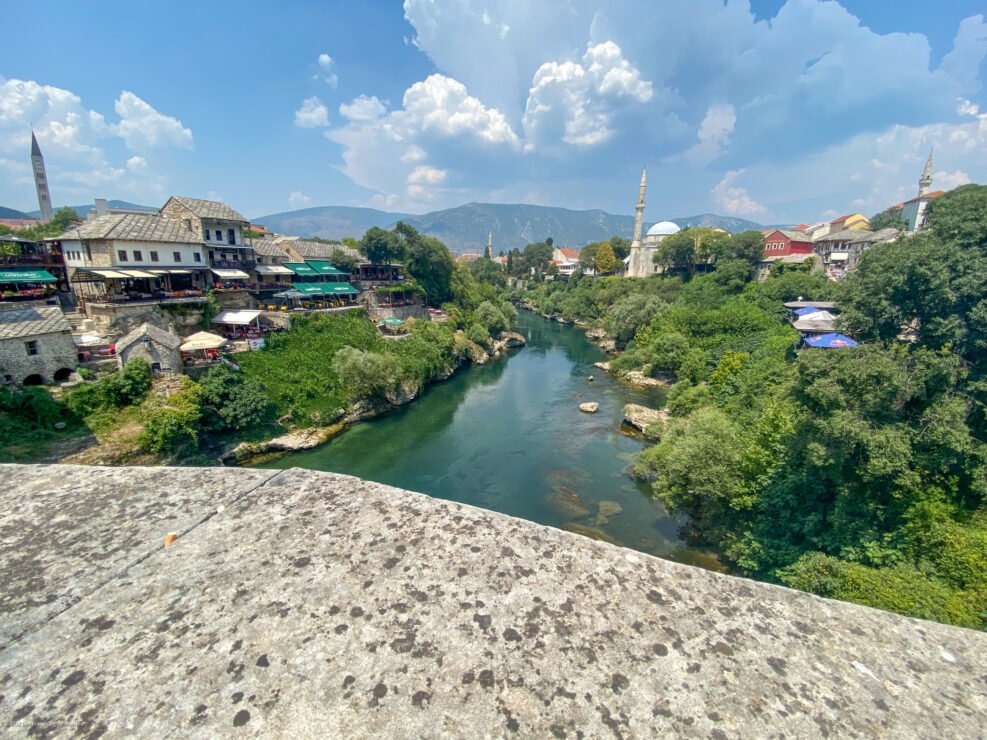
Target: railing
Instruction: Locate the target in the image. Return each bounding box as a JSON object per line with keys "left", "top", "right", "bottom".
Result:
{"left": 210, "top": 259, "right": 257, "bottom": 270}
{"left": 85, "top": 290, "right": 207, "bottom": 307}
{"left": 0, "top": 254, "right": 47, "bottom": 265}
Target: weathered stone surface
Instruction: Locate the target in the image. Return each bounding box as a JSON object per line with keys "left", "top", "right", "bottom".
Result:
{"left": 624, "top": 370, "right": 672, "bottom": 388}
{"left": 578, "top": 402, "right": 599, "bottom": 413}
{"left": 498, "top": 331, "right": 526, "bottom": 348}
{"left": 0, "top": 464, "right": 985, "bottom": 738}
{"left": 0, "top": 464, "right": 277, "bottom": 650}
{"left": 622, "top": 403, "right": 670, "bottom": 433}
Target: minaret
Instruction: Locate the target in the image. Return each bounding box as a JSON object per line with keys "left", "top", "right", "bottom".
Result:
{"left": 628, "top": 166, "right": 647, "bottom": 277}
{"left": 485, "top": 232, "right": 493, "bottom": 259}
{"left": 31, "top": 132, "right": 54, "bottom": 222}
{"left": 918, "top": 148, "right": 933, "bottom": 197}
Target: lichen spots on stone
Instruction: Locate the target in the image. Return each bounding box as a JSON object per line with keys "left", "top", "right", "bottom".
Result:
{"left": 255, "top": 654, "right": 269, "bottom": 668}
{"left": 232, "top": 708, "right": 250, "bottom": 727}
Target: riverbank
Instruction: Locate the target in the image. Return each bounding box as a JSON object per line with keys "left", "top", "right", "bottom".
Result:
{"left": 222, "top": 330, "right": 527, "bottom": 465}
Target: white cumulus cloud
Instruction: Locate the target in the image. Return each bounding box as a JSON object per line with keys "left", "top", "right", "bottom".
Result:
{"left": 522, "top": 41, "right": 652, "bottom": 151}
{"left": 339, "top": 95, "right": 387, "bottom": 122}
{"left": 317, "top": 52, "right": 339, "bottom": 88}
{"left": 295, "top": 96, "right": 330, "bottom": 128}
{"left": 711, "top": 169, "right": 766, "bottom": 215}
{"left": 113, "top": 91, "right": 193, "bottom": 151}
{"left": 289, "top": 190, "right": 312, "bottom": 208}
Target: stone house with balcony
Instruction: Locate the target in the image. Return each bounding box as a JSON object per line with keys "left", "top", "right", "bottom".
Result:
{"left": 0, "top": 303, "right": 77, "bottom": 386}
{"left": 249, "top": 239, "right": 295, "bottom": 292}
{"left": 279, "top": 238, "right": 402, "bottom": 285}
{"left": 159, "top": 197, "right": 256, "bottom": 288}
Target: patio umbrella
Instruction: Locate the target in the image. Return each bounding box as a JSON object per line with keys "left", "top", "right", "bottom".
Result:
{"left": 379, "top": 317, "right": 405, "bottom": 326}
{"left": 805, "top": 333, "right": 858, "bottom": 349}
{"left": 180, "top": 331, "right": 228, "bottom": 351}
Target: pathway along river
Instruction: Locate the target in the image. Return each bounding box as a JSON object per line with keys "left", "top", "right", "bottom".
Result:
{"left": 256, "top": 310, "right": 723, "bottom": 570}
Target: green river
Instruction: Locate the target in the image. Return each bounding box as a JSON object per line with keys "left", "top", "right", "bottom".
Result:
{"left": 256, "top": 310, "right": 723, "bottom": 570}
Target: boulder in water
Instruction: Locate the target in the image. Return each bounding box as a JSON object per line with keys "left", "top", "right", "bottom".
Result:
{"left": 579, "top": 402, "right": 599, "bottom": 413}
{"left": 622, "top": 404, "right": 670, "bottom": 434}
{"left": 595, "top": 500, "right": 623, "bottom": 526}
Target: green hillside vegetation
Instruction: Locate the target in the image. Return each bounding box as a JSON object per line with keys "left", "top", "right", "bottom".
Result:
{"left": 521, "top": 191, "right": 987, "bottom": 630}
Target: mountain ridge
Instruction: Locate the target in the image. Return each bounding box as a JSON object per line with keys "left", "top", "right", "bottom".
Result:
{"left": 257, "top": 202, "right": 765, "bottom": 252}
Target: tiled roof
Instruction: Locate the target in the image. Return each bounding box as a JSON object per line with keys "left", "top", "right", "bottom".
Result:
{"left": 815, "top": 228, "right": 874, "bottom": 243}
{"left": 115, "top": 323, "right": 181, "bottom": 354}
{"left": 767, "top": 229, "right": 812, "bottom": 241}
{"left": 250, "top": 239, "right": 292, "bottom": 259}
{"left": 289, "top": 240, "right": 360, "bottom": 260}
{"left": 53, "top": 213, "right": 200, "bottom": 244}
{"left": 167, "top": 196, "right": 247, "bottom": 223}
{"left": 0, "top": 306, "right": 71, "bottom": 339}
{"left": 557, "top": 248, "right": 580, "bottom": 259}
{"left": 901, "top": 190, "right": 946, "bottom": 205}
{"left": 847, "top": 228, "right": 900, "bottom": 244}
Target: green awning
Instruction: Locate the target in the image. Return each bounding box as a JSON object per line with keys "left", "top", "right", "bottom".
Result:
{"left": 305, "top": 260, "right": 348, "bottom": 275}
{"left": 292, "top": 283, "right": 359, "bottom": 296}
{"left": 285, "top": 262, "right": 319, "bottom": 276}
{"left": 0, "top": 269, "right": 57, "bottom": 284}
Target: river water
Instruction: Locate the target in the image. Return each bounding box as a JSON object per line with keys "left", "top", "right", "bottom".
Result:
{"left": 256, "top": 310, "right": 723, "bottom": 570}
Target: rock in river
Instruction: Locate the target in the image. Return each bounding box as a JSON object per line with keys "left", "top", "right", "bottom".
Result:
{"left": 595, "top": 500, "right": 623, "bottom": 526}
{"left": 579, "top": 402, "right": 599, "bottom": 413}
{"left": 622, "top": 404, "right": 670, "bottom": 434}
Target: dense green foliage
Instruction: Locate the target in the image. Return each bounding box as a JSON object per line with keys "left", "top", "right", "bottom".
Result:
{"left": 0, "top": 207, "right": 79, "bottom": 240}
{"left": 523, "top": 191, "right": 987, "bottom": 628}
{"left": 63, "top": 359, "right": 153, "bottom": 417}
{"left": 870, "top": 206, "right": 908, "bottom": 231}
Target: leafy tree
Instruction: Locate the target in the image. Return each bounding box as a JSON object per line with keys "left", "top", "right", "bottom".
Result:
{"left": 476, "top": 301, "right": 509, "bottom": 335}
{"left": 329, "top": 248, "right": 360, "bottom": 272}
{"left": 870, "top": 206, "right": 908, "bottom": 232}
{"left": 469, "top": 257, "right": 506, "bottom": 288}
{"left": 139, "top": 378, "right": 203, "bottom": 454}
{"left": 609, "top": 236, "right": 631, "bottom": 261}
{"left": 925, "top": 183, "right": 987, "bottom": 250}
{"left": 332, "top": 346, "right": 402, "bottom": 402}
{"left": 523, "top": 242, "right": 553, "bottom": 278}
{"left": 401, "top": 228, "right": 455, "bottom": 304}
{"left": 594, "top": 242, "right": 617, "bottom": 274}
{"left": 197, "top": 366, "right": 272, "bottom": 433}
{"left": 361, "top": 226, "right": 405, "bottom": 265}
{"left": 579, "top": 243, "right": 600, "bottom": 272}
{"left": 716, "top": 230, "right": 765, "bottom": 265}
{"left": 605, "top": 293, "right": 663, "bottom": 345}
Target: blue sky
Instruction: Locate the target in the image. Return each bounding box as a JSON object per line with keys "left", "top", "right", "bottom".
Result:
{"left": 1, "top": 0, "right": 985, "bottom": 225}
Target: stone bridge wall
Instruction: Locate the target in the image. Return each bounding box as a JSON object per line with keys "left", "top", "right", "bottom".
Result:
{"left": 0, "top": 464, "right": 984, "bottom": 737}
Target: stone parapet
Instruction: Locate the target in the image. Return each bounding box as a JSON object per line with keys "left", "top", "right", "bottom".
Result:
{"left": 0, "top": 464, "right": 984, "bottom": 737}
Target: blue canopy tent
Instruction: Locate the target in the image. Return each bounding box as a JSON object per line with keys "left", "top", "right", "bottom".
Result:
{"left": 794, "top": 306, "right": 825, "bottom": 317}
{"left": 805, "top": 333, "right": 858, "bottom": 349}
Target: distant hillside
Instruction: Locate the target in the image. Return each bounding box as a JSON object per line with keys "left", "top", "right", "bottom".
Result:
{"left": 256, "top": 206, "right": 413, "bottom": 241}
{"left": 21, "top": 200, "right": 157, "bottom": 219}
{"left": 0, "top": 206, "right": 33, "bottom": 219}
{"left": 671, "top": 213, "right": 764, "bottom": 234}
{"left": 257, "top": 202, "right": 764, "bottom": 252}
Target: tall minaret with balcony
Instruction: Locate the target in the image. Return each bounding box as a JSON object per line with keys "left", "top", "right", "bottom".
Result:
{"left": 627, "top": 166, "right": 647, "bottom": 277}
{"left": 918, "top": 148, "right": 933, "bottom": 197}
{"left": 31, "top": 132, "right": 54, "bottom": 222}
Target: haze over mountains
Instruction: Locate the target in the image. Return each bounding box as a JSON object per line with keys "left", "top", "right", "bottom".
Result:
{"left": 3, "top": 199, "right": 764, "bottom": 252}
{"left": 255, "top": 203, "right": 764, "bottom": 252}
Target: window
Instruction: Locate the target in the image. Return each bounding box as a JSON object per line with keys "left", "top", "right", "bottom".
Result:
{"left": 174, "top": 252, "right": 182, "bottom": 262}
{"left": 205, "top": 230, "right": 211, "bottom": 240}
{"left": 150, "top": 251, "right": 159, "bottom": 262}
{"left": 216, "top": 230, "right": 224, "bottom": 242}
{"left": 194, "top": 253, "right": 202, "bottom": 263}
{"left": 25, "top": 340, "right": 38, "bottom": 356}
{"left": 228, "top": 228, "right": 236, "bottom": 245}
{"left": 133, "top": 250, "right": 143, "bottom": 261}
{"left": 117, "top": 250, "right": 128, "bottom": 262}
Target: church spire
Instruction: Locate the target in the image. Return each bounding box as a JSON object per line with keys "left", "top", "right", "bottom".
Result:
{"left": 919, "top": 148, "right": 933, "bottom": 197}
{"left": 30, "top": 130, "right": 54, "bottom": 222}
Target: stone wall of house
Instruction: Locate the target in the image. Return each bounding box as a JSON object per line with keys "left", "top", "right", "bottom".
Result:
{"left": 159, "top": 200, "right": 204, "bottom": 240}
{"left": 214, "top": 290, "right": 256, "bottom": 310}
{"left": 117, "top": 340, "right": 182, "bottom": 374}
{"left": 0, "top": 330, "right": 77, "bottom": 385}
{"left": 87, "top": 302, "right": 205, "bottom": 337}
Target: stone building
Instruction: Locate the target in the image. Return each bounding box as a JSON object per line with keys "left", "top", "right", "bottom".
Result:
{"left": 115, "top": 323, "right": 182, "bottom": 374}
{"left": 0, "top": 304, "right": 77, "bottom": 385}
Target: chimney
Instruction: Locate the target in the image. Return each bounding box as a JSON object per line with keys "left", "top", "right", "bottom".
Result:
{"left": 94, "top": 198, "right": 108, "bottom": 216}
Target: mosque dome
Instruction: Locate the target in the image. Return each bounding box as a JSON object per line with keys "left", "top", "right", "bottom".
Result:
{"left": 647, "top": 221, "right": 681, "bottom": 237}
